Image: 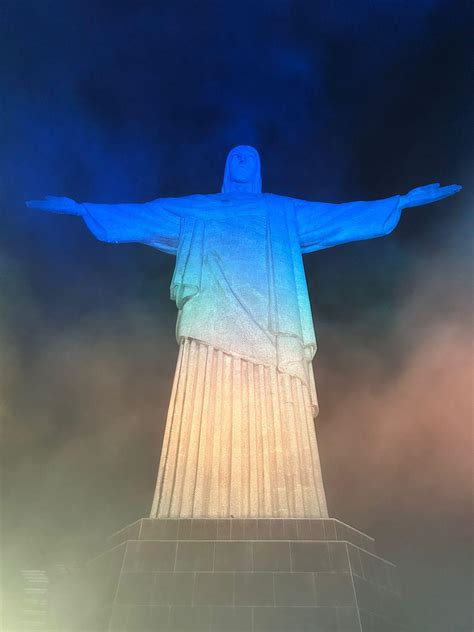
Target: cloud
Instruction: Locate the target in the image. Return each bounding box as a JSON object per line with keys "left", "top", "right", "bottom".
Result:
{"left": 316, "top": 205, "right": 472, "bottom": 537}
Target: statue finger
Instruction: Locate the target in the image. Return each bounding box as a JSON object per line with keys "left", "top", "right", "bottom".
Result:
{"left": 431, "top": 188, "right": 455, "bottom": 201}
{"left": 439, "top": 184, "right": 462, "bottom": 197}
{"left": 26, "top": 199, "right": 49, "bottom": 209}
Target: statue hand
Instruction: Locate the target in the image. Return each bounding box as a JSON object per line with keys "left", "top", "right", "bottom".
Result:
{"left": 26, "top": 195, "right": 83, "bottom": 216}
{"left": 401, "top": 183, "right": 462, "bottom": 209}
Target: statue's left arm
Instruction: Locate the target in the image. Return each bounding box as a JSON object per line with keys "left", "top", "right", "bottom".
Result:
{"left": 295, "top": 183, "right": 462, "bottom": 253}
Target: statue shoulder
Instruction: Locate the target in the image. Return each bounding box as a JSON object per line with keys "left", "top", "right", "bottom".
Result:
{"left": 264, "top": 192, "right": 294, "bottom": 200}
{"left": 149, "top": 193, "right": 216, "bottom": 210}
{"left": 263, "top": 192, "right": 296, "bottom": 209}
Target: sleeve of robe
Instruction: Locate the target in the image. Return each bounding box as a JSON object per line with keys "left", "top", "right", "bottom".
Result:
{"left": 80, "top": 197, "right": 192, "bottom": 255}
{"left": 294, "top": 195, "right": 402, "bottom": 253}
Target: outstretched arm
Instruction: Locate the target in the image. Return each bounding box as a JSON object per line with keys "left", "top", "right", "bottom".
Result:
{"left": 295, "top": 183, "right": 462, "bottom": 254}
{"left": 26, "top": 195, "right": 183, "bottom": 254}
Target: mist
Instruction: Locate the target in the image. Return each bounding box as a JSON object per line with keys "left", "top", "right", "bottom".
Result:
{"left": 1, "top": 1, "right": 472, "bottom": 630}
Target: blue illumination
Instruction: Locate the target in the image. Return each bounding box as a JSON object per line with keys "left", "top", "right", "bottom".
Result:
{"left": 26, "top": 147, "right": 461, "bottom": 389}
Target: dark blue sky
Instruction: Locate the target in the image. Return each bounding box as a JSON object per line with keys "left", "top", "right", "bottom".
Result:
{"left": 1, "top": 1, "right": 472, "bottom": 630}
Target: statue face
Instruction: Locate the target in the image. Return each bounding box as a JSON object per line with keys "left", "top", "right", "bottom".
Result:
{"left": 229, "top": 149, "right": 257, "bottom": 184}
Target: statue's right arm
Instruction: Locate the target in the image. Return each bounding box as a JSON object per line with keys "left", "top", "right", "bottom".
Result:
{"left": 26, "top": 196, "right": 83, "bottom": 215}
{"left": 26, "top": 195, "right": 183, "bottom": 254}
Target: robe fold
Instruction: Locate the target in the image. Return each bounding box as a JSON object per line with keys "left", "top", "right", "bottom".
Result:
{"left": 83, "top": 193, "right": 400, "bottom": 398}
{"left": 81, "top": 191, "right": 401, "bottom": 518}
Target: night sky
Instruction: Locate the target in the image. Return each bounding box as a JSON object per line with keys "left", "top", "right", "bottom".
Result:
{"left": 1, "top": 1, "right": 472, "bottom": 630}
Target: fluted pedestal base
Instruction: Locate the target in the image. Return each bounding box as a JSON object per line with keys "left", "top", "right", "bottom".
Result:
{"left": 70, "top": 518, "right": 405, "bottom": 631}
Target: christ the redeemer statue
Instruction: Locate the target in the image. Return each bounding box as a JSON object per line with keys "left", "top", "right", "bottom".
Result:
{"left": 28, "top": 146, "right": 461, "bottom": 520}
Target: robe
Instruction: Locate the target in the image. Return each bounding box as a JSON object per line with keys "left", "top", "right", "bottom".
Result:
{"left": 81, "top": 192, "right": 401, "bottom": 518}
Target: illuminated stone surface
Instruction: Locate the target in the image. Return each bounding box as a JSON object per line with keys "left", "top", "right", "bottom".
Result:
{"left": 27, "top": 147, "right": 460, "bottom": 520}
{"left": 152, "top": 338, "right": 327, "bottom": 519}
{"left": 68, "top": 518, "right": 405, "bottom": 631}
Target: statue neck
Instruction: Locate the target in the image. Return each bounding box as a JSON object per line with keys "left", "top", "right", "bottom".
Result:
{"left": 228, "top": 181, "right": 256, "bottom": 193}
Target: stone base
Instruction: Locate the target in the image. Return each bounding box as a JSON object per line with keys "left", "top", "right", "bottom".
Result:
{"left": 66, "top": 519, "right": 406, "bottom": 631}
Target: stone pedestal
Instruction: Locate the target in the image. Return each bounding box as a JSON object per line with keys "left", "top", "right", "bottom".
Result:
{"left": 72, "top": 519, "right": 405, "bottom": 632}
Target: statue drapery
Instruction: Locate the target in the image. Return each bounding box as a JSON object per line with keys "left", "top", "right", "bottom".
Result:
{"left": 83, "top": 192, "right": 401, "bottom": 409}
{"left": 81, "top": 184, "right": 401, "bottom": 518}
{"left": 25, "top": 144, "right": 462, "bottom": 518}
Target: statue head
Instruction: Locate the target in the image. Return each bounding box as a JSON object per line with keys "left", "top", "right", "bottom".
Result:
{"left": 221, "top": 145, "right": 262, "bottom": 194}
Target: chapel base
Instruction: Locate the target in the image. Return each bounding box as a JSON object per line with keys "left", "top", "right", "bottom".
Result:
{"left": 60, "top": 518, "right": 406, "bottom": 632}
